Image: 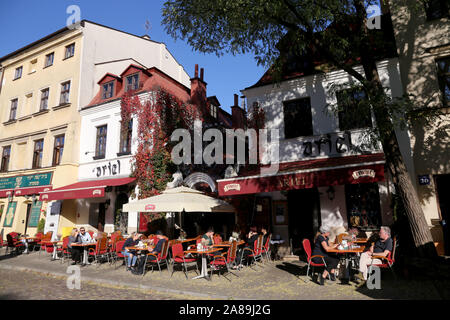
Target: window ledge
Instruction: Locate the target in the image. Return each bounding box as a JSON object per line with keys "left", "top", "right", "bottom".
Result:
{"left": 33, "top": 109, "right": 50, "bottom": 117}
{"left": 52, "top": 103, "right": 71, "bottom": 111}
{"left": 62, "top": 55, "right": 74, "bottom": 61}
{"left": 92, "top": 155, "right": 106, "bottom": 160}
{"left": 3, "top": 120, "right": 17, "bottom": 126}
{"left": 43, "top": 64, "right": 53, "bottom": 69}
{"left": 18, "top": 115, "right": 32, "bottom": 121}
{"left": 117, "top": 151, "right": 131, "bottom": 157}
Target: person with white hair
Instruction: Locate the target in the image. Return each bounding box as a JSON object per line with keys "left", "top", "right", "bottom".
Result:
{"left": 357, "top": 226, "right": 393, "bottom": 281}
{"left": 312, "top": 225, "right": 340, "bottom": 285}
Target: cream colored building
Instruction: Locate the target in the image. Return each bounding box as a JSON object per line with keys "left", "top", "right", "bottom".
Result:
{"left": 390, "top": 0, "right": 450, "bottom": 254}
{"left": 0, "top": 20, "right": 189, "bottom": 238}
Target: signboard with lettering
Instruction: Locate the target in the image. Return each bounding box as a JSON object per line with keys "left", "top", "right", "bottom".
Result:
{"left": 3, "top": 201, "right": 17, "bottom": 227}
{"left": 28, "top": 201, "right": 42, "bottom": 227}
{"left": 0, "top": 172, "right": 52, "bottom": 190}
{"left": 418, "top": 175, "right": 431, "bottom": 185}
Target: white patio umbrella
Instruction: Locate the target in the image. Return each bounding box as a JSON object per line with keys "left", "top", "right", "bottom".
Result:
{"left": 122, "top": 186, "right": 235, "bottom": 213}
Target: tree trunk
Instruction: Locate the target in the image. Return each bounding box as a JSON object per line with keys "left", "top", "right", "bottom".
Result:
{"left": 353, "top": 0, "right": 437, "bottom": 258}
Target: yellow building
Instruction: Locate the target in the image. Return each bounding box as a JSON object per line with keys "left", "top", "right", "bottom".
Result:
{"left": 390, "top": 0, "right": 450, "bottom": 255}
{"left": 0, "top": 20, "right": 190, "bottom": 238}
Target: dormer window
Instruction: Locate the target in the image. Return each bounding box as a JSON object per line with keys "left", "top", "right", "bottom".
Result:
{"left": 102, "top": 81, "right": 114, "bottom": 99}
{"left": 210, "top": 104, "right": 217, "bottom": 118}
{"left": 126, "top": 73, "right": 139, "bottom": 92}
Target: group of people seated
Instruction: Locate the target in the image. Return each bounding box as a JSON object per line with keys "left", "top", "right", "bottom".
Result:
{"left": 68, "top": 227, "right": 98, "bottom": 265}
{"left": 312, "top": 225, "right": 393, "bottom": 285}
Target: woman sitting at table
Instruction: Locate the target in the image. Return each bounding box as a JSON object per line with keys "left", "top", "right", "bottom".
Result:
{"left": 122, "top": 232, "right": 141, "bottom": 271}
{"left": 233, "top": 226, "right": 259, "bottom": 269}
{"left": 312, "top": 225, "right": 340, "bottom": 285}
{"left": 68, "top": 228, "right": 82, "bottom": 265}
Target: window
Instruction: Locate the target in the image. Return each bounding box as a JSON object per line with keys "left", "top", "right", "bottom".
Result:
{"left": 283, "top": 97, "right": 313, "bottom": 139}
{"left": 44, "top": 52, "right": 54, "bottom": 67}
{"left": 102, "top": 81, "right": 114, "bottom": 99}
{"left": 64, "top": 43, "right": 75, "bottom": 59}
{"left": 95, "top": 125, "right": 107, "bottom": 158}
{"left": 424, "top": 0, "right": 449, "bottom": 20}
{"left": 126, "top": 73, "right": 139, "bottom": 91}
{"left": 337, "top": 88, "right": 372, "bottom": 131}
{"left": 436, "top": 57, "right": 450, "bottom": 107}
{"left": 14, "top": 66, "right": 22, "bottom": 80}
{"left": 119, "top": 119, "right": 133, "bottom": 154}
{"left": 1, "top": 146, "right": 11, "bottom": 172}
{"left": 32, "top": 139, "right": 44, "bottom": 169}
{"left": 9, "top": 99, "right": 18, "bottom": 121}
{"left": 60, "top": 81, "right": 71, "bottom": 105}
{"left": 52, "top": 135, "right": 65, "bottom": 166}
{"left": 210, "top": 104, "right": 217, "bottom": 118}
{"left": 40, "top": 88, "right": 49, "bottom": 111}
{"left": 346, "top": 183, "right": 382, "bottom": 230}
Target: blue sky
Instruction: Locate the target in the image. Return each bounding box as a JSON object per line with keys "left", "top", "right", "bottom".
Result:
{"left": 0, "top": 0, "right": 266, "bottom": 113}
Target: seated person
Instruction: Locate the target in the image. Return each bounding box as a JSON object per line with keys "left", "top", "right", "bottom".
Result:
{"left": 234, "top": 226, "right": 259, "bottom": 268}
{"left": 312, "top": 225, "right": 340, "bottom": 285}
{"left": 357, "top": 226, "right": 393, "bottom": 281}
{"left": 78, "top": 227, "right": 93, "bottom": 243}
{"left": 122, "top": 232, "right": 141, "bottom": 270}
{"left": 201, "top": 227, "right": 214, "bottom": 247}
{"left": 146, "top": 230, "right": 167, "bottom": 260}
{"left": 68, "top": 228, "right": 82, "bottom": 265}
{"left": 260, "top": 226, "right": 270, "bottom": 245}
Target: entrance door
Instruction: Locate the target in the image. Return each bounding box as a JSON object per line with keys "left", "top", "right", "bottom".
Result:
{"left": 287, "top": 188, "right": 321, "bottom": 248}
{"left": 98, "top": 203, "right": 106, "bottom": 232}
{"left": 24, "top": 203, "right": 32, "bottom": 235}
{"left": 435, "top": 174, "right": 450, "bottom": 255}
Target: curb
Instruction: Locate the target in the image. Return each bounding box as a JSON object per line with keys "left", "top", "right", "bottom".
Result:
{"left": 0, "top": 263, "right": 242, "bottom": 300}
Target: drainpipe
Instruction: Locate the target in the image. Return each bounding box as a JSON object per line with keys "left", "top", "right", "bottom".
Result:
{"left": 0, "top": 65, "right": 4, "bottom": 95}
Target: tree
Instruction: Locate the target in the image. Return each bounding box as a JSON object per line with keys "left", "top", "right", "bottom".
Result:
{"left": 162, "top": 0, "right": 440, "bottom": 257}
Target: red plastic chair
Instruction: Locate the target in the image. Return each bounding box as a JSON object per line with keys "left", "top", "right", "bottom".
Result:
{"left": 88, "top": 237, "right": 110, "bottom": 266}
{"left": 260, "top": 234, "right": 272, "bottom": 262}
{"left": 56, "top": 236, "right": 71, "bottom": 263}
{"left": 240, "top": 235, "right": 264, "bottom": 269}
{"left": 143, "top": 239, "right": 170, "bottom": 277}
{"left": 302, "top": 238, "right": 331, "bottom": 283}
{"left": 210, "top": 240, "right": 239, "bottom": 281}
{"left": 113, "top": 240, "right": 126, "bottom": 269}
{"left": 39, "top": 231, "right": 53, "bottom": 256}
{"left": 170, "top": 242, "right": 198, "bottom": 279}
{"left": 368, "top": 236, "right": 397, "bottom": 280}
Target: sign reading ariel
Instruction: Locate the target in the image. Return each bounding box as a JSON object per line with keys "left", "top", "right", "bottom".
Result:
{"left": 0, "top": 172, "right": 53, "bottom": 190}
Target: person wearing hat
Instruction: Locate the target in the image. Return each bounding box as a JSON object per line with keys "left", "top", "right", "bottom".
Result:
{"left": 312, "top": 225, "right": 340, "bottom": 285}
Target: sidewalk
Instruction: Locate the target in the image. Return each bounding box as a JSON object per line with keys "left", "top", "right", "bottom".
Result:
{"left": 0, "top": 250, "right": 445, "bottom": 300}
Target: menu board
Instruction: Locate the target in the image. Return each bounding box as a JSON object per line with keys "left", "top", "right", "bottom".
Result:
{"left": 28, "top": 201, "right": 42, "bottom": 227}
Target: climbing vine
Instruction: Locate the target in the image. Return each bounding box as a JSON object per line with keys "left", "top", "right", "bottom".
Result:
{"left": 120, "top": 89, "right": 200, "bottom": 200}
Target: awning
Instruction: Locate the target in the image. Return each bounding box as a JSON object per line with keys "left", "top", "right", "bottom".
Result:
{"left": 217, "top": 153, "right": 386, "bottom": 196}
{"left": 39, "top": 177, "right": 135, "bottom": 201}
{"left": 0, "top": 186, "right": 53, "bottom": 198}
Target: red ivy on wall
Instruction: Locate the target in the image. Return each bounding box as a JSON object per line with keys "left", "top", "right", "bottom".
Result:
{"left": 120, "top": 88, "right": 200, "bottom": 200}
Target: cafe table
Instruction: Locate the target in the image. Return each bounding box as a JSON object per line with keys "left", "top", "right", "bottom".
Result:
{"left": 71, "top": 242, "right": 96, "bottom": 265}
{"left": 19, "top": 237, "right": 38, "bottom": 254}
{"left": 50, "top": 241, "right": 63, "bottom": 260}
{"left": 212, "top": 240, "right": 245, "bottom": 247}
{"left": 184, "top": 247, "right": 222, "bottom": 281}
{"left": 327, "top": 246, "right": 365, "bottom": 282}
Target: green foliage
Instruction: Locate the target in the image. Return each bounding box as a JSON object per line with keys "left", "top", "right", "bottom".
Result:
{"left": 37, "top": 218, "right": 45, "bottom": 233}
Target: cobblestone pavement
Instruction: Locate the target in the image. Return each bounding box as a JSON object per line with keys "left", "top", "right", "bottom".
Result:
{"left": 0, "top": 269, "right": 198, "bottom": 300}
{"left": 0, "top": 249, "right": 447, "bottom": 300}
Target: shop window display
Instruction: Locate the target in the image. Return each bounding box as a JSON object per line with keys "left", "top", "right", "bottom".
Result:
{"left": 345, "top": 183, "right": 382, "bottom": 230}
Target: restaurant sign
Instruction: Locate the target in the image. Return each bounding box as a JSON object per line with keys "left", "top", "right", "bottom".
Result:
{"left": 352, "top": 169, "right": 376, "bottom": 180}
{"left": 0, "top": 172, "right": 53, "bottom": 190}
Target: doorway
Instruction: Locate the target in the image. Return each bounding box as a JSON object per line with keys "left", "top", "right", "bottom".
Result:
{"left": 24, "top": 203, "right": 32, "bottom": 235}
{"left": 435, "top": 174, "right": 450, "bottom": 255}
{"left": 287, "top": 188, "right": 321, "bottom": 248}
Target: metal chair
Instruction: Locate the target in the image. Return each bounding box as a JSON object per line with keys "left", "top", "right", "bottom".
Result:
{"left": 88, "top": 237, "right": 110, "bottom": 266}
{"left": 210, "top": 240, "right": 239, "bottom": 281}
{"left": 170, "top": 242, "right": 198, "bottom": 279}
{"left": 302, "top": 238, "right": 331, "bottom": 283}
{"left": 142, "top": 239, "right": 170, "bottom": 277}
{"left": 368, "top": 236, "right": 398, "bottom": 281}
{"left": 239, "top": 235, "right": 264, "bottom": 270}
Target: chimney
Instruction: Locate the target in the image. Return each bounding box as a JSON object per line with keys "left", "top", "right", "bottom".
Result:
{"left": 190, "top": 64, "right": 207, "bottom": 111}
{"left": 231, "top": 94, "right": 246, "bottom": 129}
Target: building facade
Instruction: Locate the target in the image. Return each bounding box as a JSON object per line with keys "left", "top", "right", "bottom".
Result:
{"left": 218, "top": 57, "right": 410, "bottom": 252}
{"left": 0, "top": 20, "right": 190, "bottom": 238}
{"left": 390, "top": 0, "right": 450, "bottom": 254}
